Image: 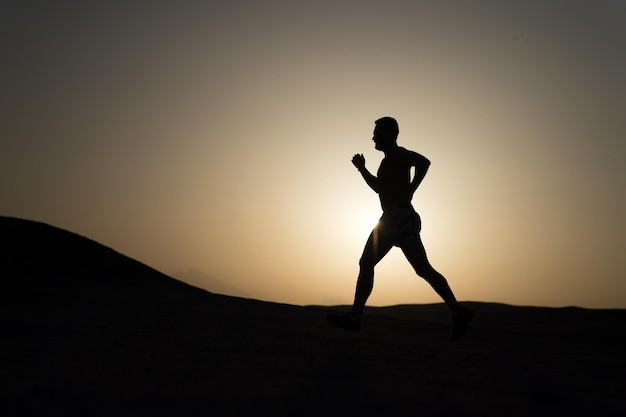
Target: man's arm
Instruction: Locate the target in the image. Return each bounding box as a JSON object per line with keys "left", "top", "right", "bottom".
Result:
{"left": 352, "top": 153, "right": 381, "bottom": 193}
{"left": 409, "top": 152, "right": 431, "bottom": 194}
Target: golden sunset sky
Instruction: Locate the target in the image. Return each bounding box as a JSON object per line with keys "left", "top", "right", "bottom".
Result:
{"left": 2, "top": 1, "right": 625, "bottom": 308}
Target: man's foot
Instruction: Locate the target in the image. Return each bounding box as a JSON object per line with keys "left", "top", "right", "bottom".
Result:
{"left": 450, "top": 307, "right": 473, "bottom": 342}
{"left": 326, "top": 313, "right": 361, "bottom": 332}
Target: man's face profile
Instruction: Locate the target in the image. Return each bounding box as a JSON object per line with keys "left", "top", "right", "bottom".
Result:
{"left": 372, "top": 125, "right": 393, "bottom": 151}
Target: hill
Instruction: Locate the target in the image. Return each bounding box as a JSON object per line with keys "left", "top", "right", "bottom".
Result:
{"left": 1, "top": 216, "right": 625, "bottom": 416}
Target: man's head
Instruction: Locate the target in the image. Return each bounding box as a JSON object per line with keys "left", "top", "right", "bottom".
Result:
{"left": 373, "top": 117, "right": 399, "bottom": 151}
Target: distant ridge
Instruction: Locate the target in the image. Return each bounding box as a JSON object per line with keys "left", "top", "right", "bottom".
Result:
{"left": 0, "top": 216, "right": 228, "bottom": 327}
{"left": 1, "top": 216, "right": 192, "bottom": 288}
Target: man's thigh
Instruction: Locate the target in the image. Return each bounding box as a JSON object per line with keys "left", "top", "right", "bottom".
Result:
{"left": 360, "top": 228, "right": 394, "bottom": 267}
{"left": 399, "top": 236, "right": 432, "bottom": 272}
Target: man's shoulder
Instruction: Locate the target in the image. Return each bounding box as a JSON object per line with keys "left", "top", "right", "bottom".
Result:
{"left": 397, "top": 146, "right": 418, "bottom": 155}
{"left": 397, "top": 147, "right": 428, "bottom": 161}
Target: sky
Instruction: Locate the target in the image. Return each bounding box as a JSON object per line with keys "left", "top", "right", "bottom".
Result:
{"left": 2, "top": 1, "right": 625, "bottom": 309}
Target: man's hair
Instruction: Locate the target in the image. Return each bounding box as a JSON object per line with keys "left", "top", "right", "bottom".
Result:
{"left": 375, "top": 117, "right": 399, "bottom": 139}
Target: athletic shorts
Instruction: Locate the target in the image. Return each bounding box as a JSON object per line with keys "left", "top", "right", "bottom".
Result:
{"left": 376, "top": 208, "right": 422, "bottom": 246}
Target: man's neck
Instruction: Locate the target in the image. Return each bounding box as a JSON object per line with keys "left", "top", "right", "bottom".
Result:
{"left": 382, "top": 143, "right": 400, "bottom": 156}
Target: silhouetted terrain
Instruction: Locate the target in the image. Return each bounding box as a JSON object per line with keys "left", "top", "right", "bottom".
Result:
{"left": 2, "top": 216, "right": 625, "bottom": 416}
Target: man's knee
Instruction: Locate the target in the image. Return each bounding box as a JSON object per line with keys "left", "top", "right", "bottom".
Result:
{"left": 413, "top": 262, "right": 438, "bottom": 280}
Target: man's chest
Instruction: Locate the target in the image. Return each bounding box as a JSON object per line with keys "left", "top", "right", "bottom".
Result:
{"left": 377, "top": 158, "right": 409, "bottom": 182}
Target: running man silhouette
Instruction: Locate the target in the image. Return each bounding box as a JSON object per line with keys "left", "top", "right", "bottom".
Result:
{"left": 327, "top": 117, "right": 473, "bottom": 342}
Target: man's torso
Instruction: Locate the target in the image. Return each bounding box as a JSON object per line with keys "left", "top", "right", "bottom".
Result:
{"left": 377, "top": 147, "right": 416, "bottom": 212}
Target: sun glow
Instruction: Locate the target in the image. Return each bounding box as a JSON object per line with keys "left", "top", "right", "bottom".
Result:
{"left": 3, "top": 1, "right": 625, "bottom": 309}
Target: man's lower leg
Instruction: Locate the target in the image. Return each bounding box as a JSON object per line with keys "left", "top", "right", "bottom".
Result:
{"left": 423, "top": 269, "right": 460, "bottom": 316}
{"left": 349, "top": 267, "right": 374, "bottom": 320}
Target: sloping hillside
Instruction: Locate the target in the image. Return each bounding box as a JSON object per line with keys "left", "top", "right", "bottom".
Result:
{"left": 2, "top": 216, "right": 197, "bottom": 289}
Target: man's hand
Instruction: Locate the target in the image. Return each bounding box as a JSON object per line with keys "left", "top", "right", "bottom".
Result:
{"left": 352, "top": 153, "right": 366, "bottom": 170}
{"left": 352, "top": 153, "right": 379, "bottom": 193}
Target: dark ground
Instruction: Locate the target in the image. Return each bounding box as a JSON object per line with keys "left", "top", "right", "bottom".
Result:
{"left": 2, "top": 216, "right": 625, "bottom": 416}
